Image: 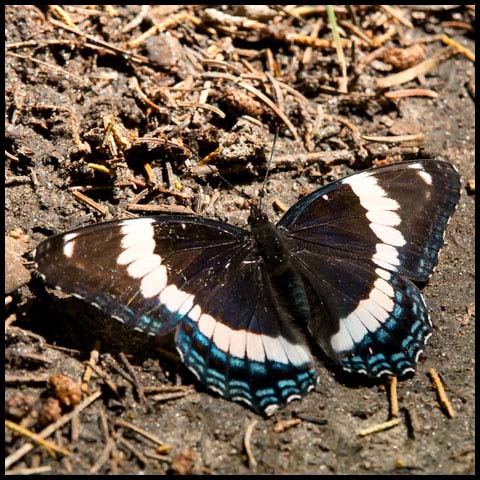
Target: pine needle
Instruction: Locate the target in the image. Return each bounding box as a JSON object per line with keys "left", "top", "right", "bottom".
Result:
{"left": 327, "top": 5, "right": 348, "bottom": 93}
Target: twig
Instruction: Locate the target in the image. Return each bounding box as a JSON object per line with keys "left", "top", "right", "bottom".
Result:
{"left": 71, "top": 411, "right": 79, "bottom": 443}
{"left": 6, "top": 52, "right": 84, "bottom": 83}
{"left": 291, "top": 5, "right": 350, "bottom": 16}
{"left": 273, "top": 79, "right": 311, "bottom": 107}
{"left": 143, "top": 161, "right": 156, "bottom": 184}
{"left": 339, "top": 20, "right": 373, "bottom": 46}
{"left": 265, "top": 48, "right": 280, "bottom": 78}
{"left": 265, "top": 72, "right": 284, "bottom": 114}
{"left": 98, "top": 407, "right": 111, "bottom": 443}
{"left": 273, "top": 149, "right": 354, "bottom": 166}
{"left": 144, "top": 385, "right": 194, "bottom": 394}
{"left": 130, "top": 77, "right": 168, "bottom": 114}
{"left": 5, "top": 374, "right": 49, "bottom": 385}
{"left": 127, "top": 204, "right": 195, "bottom": 215}
{"left": 284, "top": 32, "right": 351, "bottom": 49}
{"left": 128, "top": 12, "right": 193, "bottom": 48}
{"left": 86, "top": 363, "right": 121, "bottom": 399}
{"left": 441, "top": 20, "right": 474, "bottom": 31}
{"left": 372, "top": 25, "right": 397, "bottom": 48}
{"left": 192, "top": 79, "right": 212, "bottom": 124}
{"left": 121, "top": 5, "right": 149, "bottom": 33}
{"left": 48, "top": 18, "right": 149, "bottom": 63}
{"left": 118, "top": 352, "right": 146, "bottom": 404}
{"left": 134, "top": 136, "right": 193, "bottom": 158}
{"left": 82, "top": 343, "right": 100, "bottom": 394}
{"left": 362, "top": 133, "right": 425, "bottom": 143}
{"left": 388, "top": 376, "right": 399, "bottom": 418}
{"left": 8, "top": 351, "right": 53, "bottom": 366}
{"left": 5, "top": 466, "right": 52, "bottom": 475}
{"left": 150, "top": 390, "right": 194, "bottom": 403}
{"left": 200, "top": 59, "right": 244, "bottom": 76}
{"left": 272, "top": 198, "right": 287, "bottom": 213}
{"left": 90, "top": 437, "right": 116, "bottom": 473}
{"left": 274, "top": 5, "right": 306, "bottom": 24}
{"left": 177, "top": 101, "right": 226, "bottom": 119}
{"left": 238, "top": 81, "right": 298, "bottom": 139}
{"left": 384, "top": 88, "right": 438, "bottom": 99}
{"left": 5, "top": 419, "right": 71, "bottom": 457}
{"left": 5, "top": 390, "right": 102, "bottom": 469}
{"left": 5, "top": 175, "right": 31, "bottom": 186}
{"left": 48, "top": 5, "right": 77, "bottom": 29}
{"left": 198, "top": 146, "right": 223, "bottom": 166}
{"left": 293, "top": 414, "right": 328, "bottom": 425}
{"left": 113, "top": 432, "right": 149, "bottom": 466}
{"left": 302, "top": 18, "right": 324, "bottom": 64}
{"left": 428, "top": 368, "right": 455, "bottom": 418}
{"left": 358, "top": 418, "right": 401, "bottom": 437}
{"left": 88, "top": 163, "right": 111, "bottom": 175}
{"left": 114, "top": 418, "right": 172, "bottom": 450}
{"left": 244, "top": 419, "right": 259, "bottom": 470}
{"left": 71, "top": 190, "right": 108, "bottom": 216}
{"left": 165, "top": 161, "right": 175, "bottom": 190}
{"left": 380, "top": 5, "right": 414, "bottom": 29}
{"left": 376, "top": 47, "right": 457, "bottom": 89}
{"left": 441, "top": 34, "right": 475, "bottom": 62}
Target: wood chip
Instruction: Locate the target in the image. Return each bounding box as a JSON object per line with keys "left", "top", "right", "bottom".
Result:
{"left": 466, "top": 178, "right": 475, "bottom": 194}
{"left": 273, "top": 418, "right": 301, "bottom": 433}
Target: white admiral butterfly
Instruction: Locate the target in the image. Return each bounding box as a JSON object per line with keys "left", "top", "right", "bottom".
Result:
{"left": 35, "top": 159, "right": 460, "bottom": 415}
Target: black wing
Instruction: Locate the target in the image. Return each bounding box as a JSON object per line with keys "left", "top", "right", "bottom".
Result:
{"left": 277, "top": 160, "right": 460, "bottom": 377}
{"left": 35, "top": 215, "right": 317, "bottom": 414}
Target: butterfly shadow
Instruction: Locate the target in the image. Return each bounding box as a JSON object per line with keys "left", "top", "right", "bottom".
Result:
{"left": 25, "top": 278, "right": 186, "bottom": 382}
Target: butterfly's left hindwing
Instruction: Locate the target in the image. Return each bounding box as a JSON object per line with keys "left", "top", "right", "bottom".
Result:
{"left": 175, "top": 250, "right": 318, "bottom": 415}
{"left": 35, "top": 216, "right": 317, "bottom": 415}
{"left": 278, "top": 160, "right": 460, "bottom": 378}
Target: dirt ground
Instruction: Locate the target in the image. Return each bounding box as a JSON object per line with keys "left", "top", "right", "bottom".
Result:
{"left": 5, "top": 5, "right": 475, "bottom": 475}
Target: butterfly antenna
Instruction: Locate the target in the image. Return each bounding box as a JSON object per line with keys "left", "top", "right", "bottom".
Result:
{"left": 258, "top": 130, "right": 278, "bottom": 211}
{"left": 196, "top": 148, "right": 252, "bottom": 206}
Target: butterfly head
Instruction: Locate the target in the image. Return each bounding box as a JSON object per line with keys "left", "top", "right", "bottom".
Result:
{"left": 248, "top": 204, "right": 269, "bottom": 227}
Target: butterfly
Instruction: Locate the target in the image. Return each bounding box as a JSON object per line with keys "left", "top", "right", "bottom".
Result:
{"left": 34, "top": 159, "right": 460, "bottom": 416}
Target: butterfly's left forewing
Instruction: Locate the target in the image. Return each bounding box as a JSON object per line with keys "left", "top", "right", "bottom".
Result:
{"left": 278, "top": 160, "right": 460, "bottom": 378}
{"left": 35, "top": 215, "right": 317, "bottom": 415}
{"left": 35, "top": 216, "right": 246, "bottom": 335}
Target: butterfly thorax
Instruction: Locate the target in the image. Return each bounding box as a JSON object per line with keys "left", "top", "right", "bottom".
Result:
{"left": 249, "top": 207, "right": 311, "bottom": 328}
